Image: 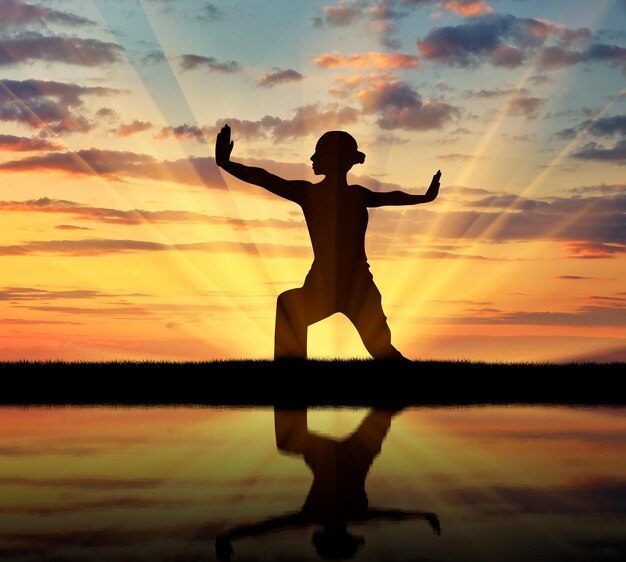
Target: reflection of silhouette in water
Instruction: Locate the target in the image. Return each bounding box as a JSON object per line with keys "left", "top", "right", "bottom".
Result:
{"left": 215, "top": 409, "right": 440, "bottom": 561}
{"left": 215, "top": 125, "right": 441, "bottom": 360}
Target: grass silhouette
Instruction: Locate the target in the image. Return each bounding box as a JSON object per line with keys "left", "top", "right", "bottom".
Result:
{"left": 1, "top": 359, "right": 623, "bottom": 406}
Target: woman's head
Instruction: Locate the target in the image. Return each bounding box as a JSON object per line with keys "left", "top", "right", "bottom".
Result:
{"left": 311, "top": 131, "right": 365, "bottom": 175}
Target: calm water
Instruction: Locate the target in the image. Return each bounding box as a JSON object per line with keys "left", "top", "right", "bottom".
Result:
{"left": 1, "top": 406, "right": 625, "bottom": 561}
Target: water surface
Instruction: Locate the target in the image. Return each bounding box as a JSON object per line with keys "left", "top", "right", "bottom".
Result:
{"left": 1, "top": 406, "right": 625, "bottom": 561}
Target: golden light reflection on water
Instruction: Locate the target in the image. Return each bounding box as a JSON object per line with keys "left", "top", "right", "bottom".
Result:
{"left": 0, "top": 406, "right": 625, "bottom": 561}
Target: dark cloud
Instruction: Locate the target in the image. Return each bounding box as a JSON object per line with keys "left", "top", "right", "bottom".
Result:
{"left": 559, "top": 115, "right": 626, "bottom": 165}
{"left": 417, "top": 14, "right": 623, "bottom": 72}
{"left": 571, "top": 139, "right": 626, "bottom": 165}
{"left": 557, "top": 115, "right": 626, "bottom": 139}
{"left": 0, "top": 238, "right": 309, "bottom": 257}
{"left": 0, "top": 32, "right": 123, "bottom": 67}
{"left": 114, "top": 120, "right": 153, "bottom": 137}
{"left": 0, "top": 134, "right": 62, "bottom": 151}
{"left": 378, "top": 190, "right": 626, "bottom": 252}
{"left": 257, "top": 68, "right": 304, "bottom": 88}
{"left": 356, "top": 80, "right": 459, "bottom": 130}
{"left": 0, "top": 198, "right": 302, "bottom": 229}
{"left": 0, "top": 149, "right": 227, "bottom": 188}
{"left": 0, "top": 79, "right": 119, "bottom": 134}
{"left": 556, "top": 275, "right": 594, "bottom": 280}
{"left": 179, "top": 53, "right": 240, "bottom": 73}
{"left": 0, "top": 0, "right": 94, "bottom": 29}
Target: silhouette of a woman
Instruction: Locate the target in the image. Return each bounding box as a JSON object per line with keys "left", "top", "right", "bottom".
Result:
{"left": 215, "top": 125, "right": 441, "bottom": 359}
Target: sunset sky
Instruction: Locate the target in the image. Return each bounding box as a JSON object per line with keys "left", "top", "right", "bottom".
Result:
{"left": 1, "top": 0, "right": 625, "bottom": 361}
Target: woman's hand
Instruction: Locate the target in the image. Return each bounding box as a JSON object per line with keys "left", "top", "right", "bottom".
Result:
{"left": 215, "top": 124, "right": 234, "bottom": 168}
{"left": 425, "top": 170, "right": 441, "bottom": 202}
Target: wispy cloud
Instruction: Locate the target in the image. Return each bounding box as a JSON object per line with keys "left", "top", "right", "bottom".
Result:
{"left": 0, "top": 238, "right": 310, "bottom": 257}
{"left": 0, "top": 33, "right": 123, "bottom": 67}
{"left": 179, "top": 54, "right": 241, "bottom": 73}
{"left": 257, "top": 69, "right": 304, "bottom": 88}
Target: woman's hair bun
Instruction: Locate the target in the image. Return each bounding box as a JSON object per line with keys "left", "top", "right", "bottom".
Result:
{"left": 355, "top": 150, "right": 366, "bottom": 164}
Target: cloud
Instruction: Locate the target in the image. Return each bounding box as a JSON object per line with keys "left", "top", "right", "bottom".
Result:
{"left": 0, "top": 286, "right": 149, "bottom": 302}
{"left": 156, "top": 123, "right": 207, "bottom": 142}
{"left": 416, "top": 14, "right": 619, "bottom": 71}
{"left": 378, "top": 189, "right": 626, "bottom": 252}
{"left": 535, "top": 45, "right": 586, "bottom": 69}
{"left": 179, "top": 53, "right": 240, "bottom": 73}
{"left": 314, "top": 51, "right": 420, "bottom": 69}
{"left": 0, "top": 238, "right": 309, "bottom": 257}
{"left": 571, "top": 140, "right": 626, "bottom": 165}
{"left": 114, "top": 120, "right": 153, "bottom": 138}
{"left": 507, "top": 96, "right": 545, "bottom": 118}
{"left": 0, "top": 0, "right": 94, "bottom": 29}
{"left": 447, "top": 304, "right": 626, "bottom": 327}
{"left": 441, "top": 0, "right": 493, "bottom": 17}
{"left": 0, "top": 198, "right": 301, "bottom": 229}
{"left": 0, "top": 32, "right": 124, "bottom": 67}
{"left": 557, "top": 115, "right": 626, "bottom": 139}
{"left": 0, "top": 134, "right": 62, "bottom": 151}
{"left": 464, "top": 87, "right": 529, "bottom": 98}
{"left": 0, "top": 149, "right": 227, "bottom": 188}
{"left": 257, "top": 69, "right": 304, "bottom": 88}
{"left": 159, "top": 104, "right": 360, "bottom": 144}
{"left": 562, "top": 241, "right": 626, "bottom": 259}
{"left": 0, "top": 79, "right": 119, "bottom": 134}
{"left": 323, "top": 4, "right": 363, "bottom": 27}
{"left": 556, "top": 276, "right": 594, "bottom": 280}
{"left": 437, "top": 153, "right": 478, "bottom": 161}
{"left": 356, "top": 80, "right": 459, "bottom": 130}
{"left": 55, "top": 224, "right": 92, "bottom": 230}
{"left": 141, "top": 50, "right": 166, "bottom": 65}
